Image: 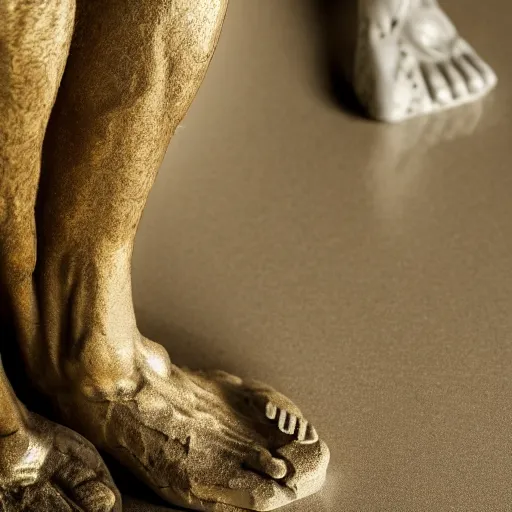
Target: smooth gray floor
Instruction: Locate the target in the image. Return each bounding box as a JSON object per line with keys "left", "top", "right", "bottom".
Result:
{"left": 128, "top": 0, "right": 512, "bottom": 510}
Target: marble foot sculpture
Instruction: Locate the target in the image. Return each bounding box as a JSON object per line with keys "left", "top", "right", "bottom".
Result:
{"left": 354, "top": 0, "right": 497, "bottom": 122}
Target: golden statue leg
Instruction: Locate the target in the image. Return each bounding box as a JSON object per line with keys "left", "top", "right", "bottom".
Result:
{"left": 0, "top": 0, "right": 75, "bottom": 366}
{"left": 0, "top": 359, "right": 26, "bottom": 437}
{"left": 0, "top": 3, "right": 121, "bottom": 510}
{"left": 31, "top": 1, "right": 329, "bottom": 510}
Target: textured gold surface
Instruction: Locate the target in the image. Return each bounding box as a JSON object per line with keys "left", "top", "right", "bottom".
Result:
{"left": 0, "top": 359, "right": 121, "bottom": 511}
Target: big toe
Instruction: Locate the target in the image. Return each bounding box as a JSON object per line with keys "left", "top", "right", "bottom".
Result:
{"left": 56, "top": 457, "right": 121, "bottom": 512}
{"left": 196, "top": 471, "right": 297, "bottom": 512}
{"left": 52, "top": 431, "right": 121, "bottom": 511}
{"left": 54, "top": 459, "right": 121, "bottom": 512}
{"left": 239, "top": 440, "right": 330, "bottom": 509}
{"left": 462, "top": 53, "right": 497, "bottom": 92}
{"left": 245, "top": 447, "right": 288, "bottom": 480}
{"left": 278, "top": 439, "right": 330, "bottom": 500}
{"left": 71, "top": 480, "right": 118, "bottom": 512}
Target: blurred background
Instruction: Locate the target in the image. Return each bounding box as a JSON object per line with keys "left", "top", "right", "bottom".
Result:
{"left": 127, "top": 0, "right": 512, "bottom": 509}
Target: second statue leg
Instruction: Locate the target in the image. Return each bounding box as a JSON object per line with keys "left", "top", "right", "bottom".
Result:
{"left": 34, "top": 1, "right": 329, "bottom": 510}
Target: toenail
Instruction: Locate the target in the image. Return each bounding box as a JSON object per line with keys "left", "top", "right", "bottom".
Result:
{"left": 470, "top": 77, "right": 484, "bottom": 91}
{"left": 436, "top": 88, "right": 451, "bottom": 102}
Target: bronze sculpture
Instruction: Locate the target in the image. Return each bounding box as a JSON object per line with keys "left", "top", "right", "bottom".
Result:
{"left": 1, "top": 1, "right": 328, "bottom": 510}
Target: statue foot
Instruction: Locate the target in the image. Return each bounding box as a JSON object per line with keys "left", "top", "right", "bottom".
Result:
{"left": 33, "top": 249, "right": 330, "bottom": 510}
{"left": 183, "top": 368, "right": 319, "bottom": 444}
{"left": 53, "top": 337, "right": 329, "bottom": 512}
{"left": 355, "top": 0, "right": 497, "bottom": 122}
{"left": 0, "top": 413, "right": 120, "bottom": 512}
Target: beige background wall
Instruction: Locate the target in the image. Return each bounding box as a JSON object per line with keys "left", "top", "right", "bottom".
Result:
{"left": 127, "top": 0, "right": 511, "bottom": 509}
